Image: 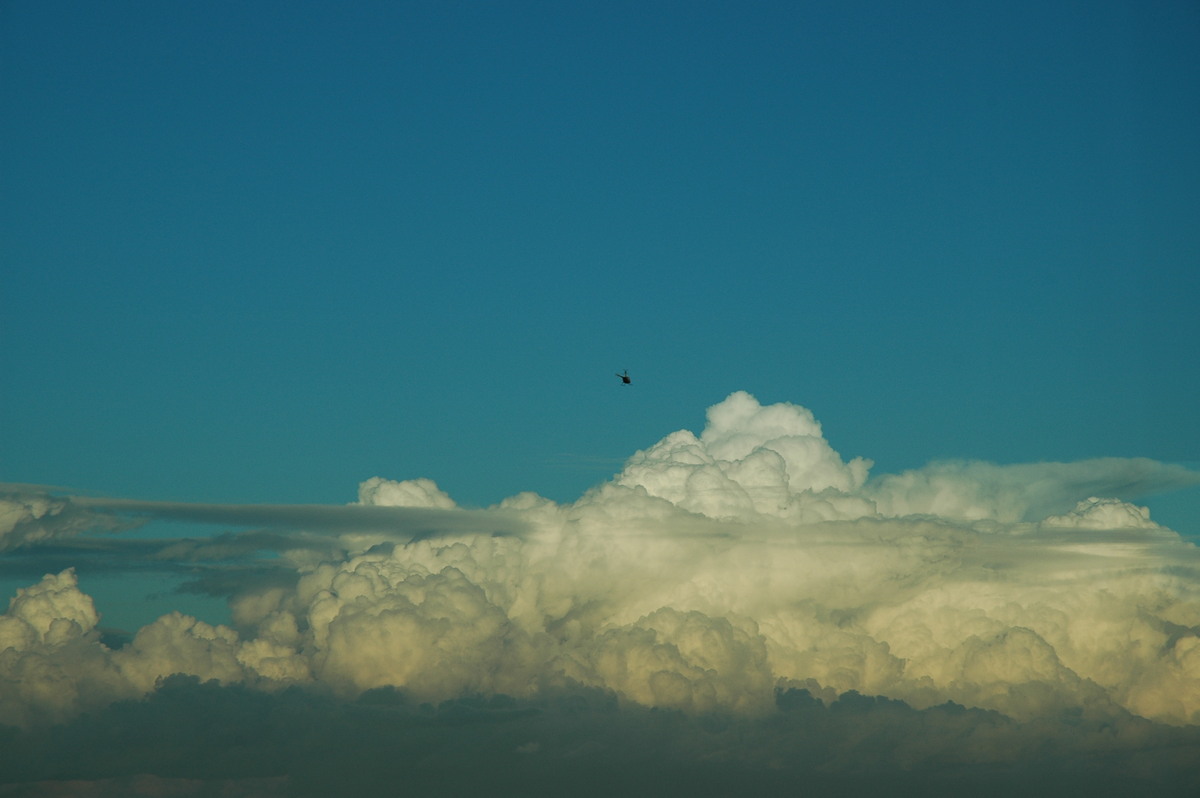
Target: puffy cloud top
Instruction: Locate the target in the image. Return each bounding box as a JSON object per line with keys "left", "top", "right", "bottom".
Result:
{"left": 1, "top": 568, "right": 98, "bottom": 650}
{"left": 616, "top": 391, "right": 872, "bottom": 521}
{"left": 613, "top": 392, "right": 1195, "bottom": 528}
{"left": 357, "top": 476, "right": 457, "bottom": 510}
{"left": 1042, "top": 496, "right": 1160, "bottom": 530}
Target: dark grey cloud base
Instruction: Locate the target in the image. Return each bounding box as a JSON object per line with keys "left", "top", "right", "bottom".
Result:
{"left": 2, "top": 678, "right": 1197, "bottom": 797}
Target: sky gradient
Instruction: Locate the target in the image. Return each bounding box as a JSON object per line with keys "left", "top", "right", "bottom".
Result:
{"left": 2, "top": 1, "right": 1199, "bottom": 794}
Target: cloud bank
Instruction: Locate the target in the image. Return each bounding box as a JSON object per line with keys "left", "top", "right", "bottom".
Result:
{"left": 2, "top": 391, "right": 1199, "bottom": 790}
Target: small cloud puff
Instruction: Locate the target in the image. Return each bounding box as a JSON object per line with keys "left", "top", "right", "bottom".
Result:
{"left": 357, "top": 476, "right": 457, "bottom": 509}
{"left": 0, "top": 491, "right": 130, "bottom": 551}
{"left": 1042, "top": 497, "right": 1159, "bottom": 530}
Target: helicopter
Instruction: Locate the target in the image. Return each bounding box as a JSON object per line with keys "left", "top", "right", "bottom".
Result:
{"left": 616, "top": 370, "right": 631, "bottom": 385}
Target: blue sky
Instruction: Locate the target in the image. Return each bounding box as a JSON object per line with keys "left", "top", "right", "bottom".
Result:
{"left": 2, "top": 3, "right": 1200, "bottom": 791}
{"left": 4, "top": 0, "right": 1198, "bottom": 517}
{"left": 2, "top": 1, "right": 1198, "bottom": 528}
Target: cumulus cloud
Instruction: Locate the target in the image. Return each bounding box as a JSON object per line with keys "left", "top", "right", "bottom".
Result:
{"left": 2, "top": 391, "right": 1199, "bottom": 787}
{"left": 866, "top": 458, "right": 1200, "bottom": 523}
{"left": 1041, "top": 495, "right": 1161, "bottom": 530}
{"left": 616, "top": 391, "right": 874, "bottom": 521}
{"left": 0, "top": 487, "right": 133, "bottom": 551}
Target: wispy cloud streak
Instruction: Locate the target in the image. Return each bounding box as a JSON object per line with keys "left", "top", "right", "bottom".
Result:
{"left": 0, "top": 485, "right": 529, "bottom": 553}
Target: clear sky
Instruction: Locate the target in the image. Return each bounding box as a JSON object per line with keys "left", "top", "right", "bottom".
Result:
{"left": 2, "top": 2, "right": 1200, "bottom": 793}
{"left": 4, "top": 0, "right": 1197, "bottom": 510}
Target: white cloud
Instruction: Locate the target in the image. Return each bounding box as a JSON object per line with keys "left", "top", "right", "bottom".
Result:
{"left": 0, "top": 489, "right": 131, "bottom": 550}
{"left": 615, "top": 391, "right": 873, "bottom": 521}
{"left": 357, "top": 476, "right": 457, "bottom": 509}
{"left": 865, "top": 458, "right": 1200, "bottom": 523}
{"left": 0, "top": 567, "right": 98, "bottom": 649}
{"left": 2, "top": 391, "right": 1199, "bottom": 736}
{"left": 1041, "top": 496, "right": 1160, "bottom": 530}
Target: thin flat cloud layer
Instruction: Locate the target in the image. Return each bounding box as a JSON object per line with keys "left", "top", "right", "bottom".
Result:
{"left": 3, "top": 392, "right": 1200, "bottom": 784}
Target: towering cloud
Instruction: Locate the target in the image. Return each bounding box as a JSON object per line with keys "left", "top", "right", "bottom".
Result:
{"left": 2, "top": 391, "right": 1199, "bottom": 744}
